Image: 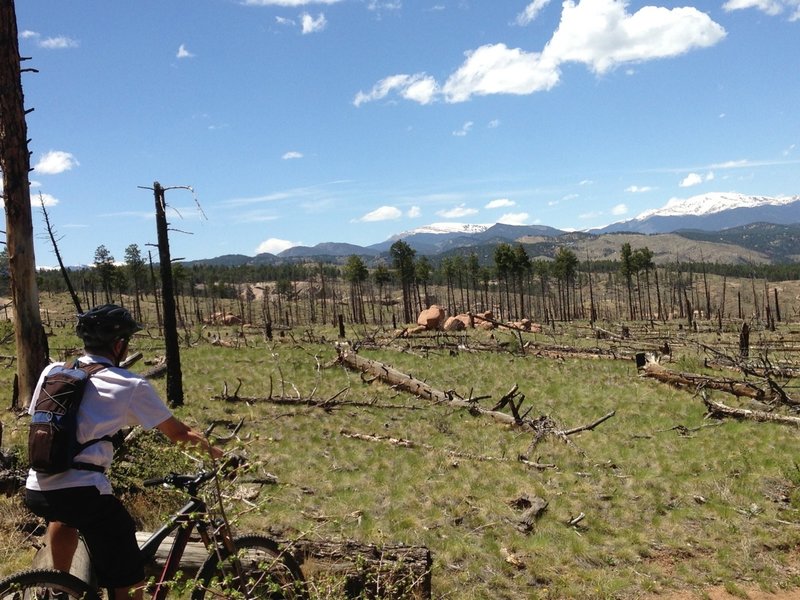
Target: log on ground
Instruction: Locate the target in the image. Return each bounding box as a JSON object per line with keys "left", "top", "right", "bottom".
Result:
{"left": 640, "top": 360, "right": 767, "bottom": 400}
{"left": 33, "top": 534, "right": 432, "bottom": 599}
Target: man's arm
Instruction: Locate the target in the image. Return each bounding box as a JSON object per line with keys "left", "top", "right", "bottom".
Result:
{"left": 156, "top": 416, "right": 224, "bottom": 460}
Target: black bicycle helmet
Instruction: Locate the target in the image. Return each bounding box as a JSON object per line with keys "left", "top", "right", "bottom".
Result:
{"left": 76, "top": 304, "right": 142, "bottom": 346}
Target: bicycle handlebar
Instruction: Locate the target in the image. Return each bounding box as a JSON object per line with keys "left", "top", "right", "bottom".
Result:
{"left": 141, "top": 454, "right": 247, "bottom": 493}
{"left": 142, "top": 470, "right": 216, "bottom": 492}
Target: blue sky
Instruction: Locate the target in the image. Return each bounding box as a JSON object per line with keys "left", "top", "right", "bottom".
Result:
{"left": 8, "top": 0, "right": 800, "bottom": 267}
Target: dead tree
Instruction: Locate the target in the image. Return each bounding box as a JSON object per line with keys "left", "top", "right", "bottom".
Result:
{"left": 639, "top": 355, "right": 767, "bottom": 401}
{"left": 150, "top": 181, "right": 183, "bottom": 407}
{"left": 39, "top": 195, "right": 82, "bottom": 312}
{"left": 336, "top": 349, "right": 614, "bottom": 446}
{"left": 0, "top": 0, "right": 49, "bottom": 408}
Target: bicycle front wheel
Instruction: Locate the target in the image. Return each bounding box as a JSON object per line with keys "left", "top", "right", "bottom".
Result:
{"left": 0, "top": 568, "right": 100, "bottom": 600}
{"left": 191, "top": 534, "right": 307, "bottom": 600}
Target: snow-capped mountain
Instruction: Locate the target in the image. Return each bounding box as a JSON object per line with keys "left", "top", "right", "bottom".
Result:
{"left": 595, "top": 193, "right": 800, "bottom": 234}
{"left": 387, "top": 222, "right": 491, "bottom": 239}
{"left": 635, "top": 192, "right": 798, "bottom": 219}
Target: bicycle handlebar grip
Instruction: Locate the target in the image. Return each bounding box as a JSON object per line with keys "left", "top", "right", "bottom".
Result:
{"left": 142, "top": 476, "right": 166, "bottom": 487}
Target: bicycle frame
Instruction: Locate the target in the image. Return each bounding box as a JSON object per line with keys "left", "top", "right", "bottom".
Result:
{"left": 138, "top": 494, "right": 211, "bottom": 599}
{"left": 134, "top": 471, "right": 245, "bottom": 600}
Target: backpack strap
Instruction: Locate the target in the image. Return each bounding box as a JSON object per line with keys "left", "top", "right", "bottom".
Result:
{"left": 68, "top": 361, "right": 115, "bottom": 473}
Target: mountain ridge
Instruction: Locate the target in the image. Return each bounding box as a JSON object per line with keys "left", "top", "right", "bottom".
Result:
{"left": 183, "top": 193, "right": 800, "bottom": 267}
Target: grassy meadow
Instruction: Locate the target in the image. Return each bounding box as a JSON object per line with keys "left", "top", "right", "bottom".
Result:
{"left": 2, "top": 295, "right": 800, "bottom": 599}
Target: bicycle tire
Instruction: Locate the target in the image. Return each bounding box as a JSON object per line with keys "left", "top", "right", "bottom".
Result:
{"left": 0, "top": 568, "right": 100, "bottom": 600}
{"left": 191, "top": 534, "right": 307, "bottom": 600}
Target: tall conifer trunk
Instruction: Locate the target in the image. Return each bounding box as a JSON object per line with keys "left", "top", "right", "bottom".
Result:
{"left": 0, "top": 0, "right": 48, "bottom": 408}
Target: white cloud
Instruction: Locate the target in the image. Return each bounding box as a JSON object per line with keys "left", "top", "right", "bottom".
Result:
{"left": 485, "top": 198, "right": 515, "bottom": 209}
{"left": 680, "top": 171, "right": 714, "bottom": 187}
{"left": 255, "top": 238, "right": 300, "bottom": 254}
{"left": 437, "top": 204, "right": 478, "bottom": 218}
{"left": 177, "top": 44, "right": 194, "bottom": 58}
{"left": 34, "top": 150, "right": 79, "bottom": 175}
{"left": 452, "top": 121, "right": 473, "bottom": 137}
{"left": 515, "top": 0, "right": 552, "bottom": 26}
{"left": 785, "top": 144, "right": 797, "bottom": 157}
{"left": 679, "top": 173, "right": 703, "bottom": 187}
{"left": 403, "top": 76, "right": 439, "bottom": 104}
{"left": 243, "top": 0, "right": 341, "bottom": 5}
{"left": 354, "top": 74, "right": 438, "bottom": 107}
{"left": 367, "top": 1, "right": 402, "bottom": 11}
{"left": 282, "top": 151, "right": 304, "bottom": 160}
{"left": 20, "top": 30, "right": 39, "bottom": 39}
{"left": 358, "top": 205, "right": 402, "bottom": 222}
{"left": 356, "top": 0, "right": 725, "bottom": 106}
{"left": 543, "top": 0, "right": 726, "bottom": 75}
{"left": 407, "top": 206, "right": 421, "bottom": 218}
{"left": 488, "top": 119, "right": 500, "bottom": 128}
{"left": 498, "top": 212, "right": 529, "bottom": 225}
{"left": 10, "top": 191, "right": 60, "bottom": 209}
{"left": 723, "top": 0, "right": 799, "bottom": 19}
{"left": 276, "top": 16, "right": 295, "bottom": 25}
{"left": 611, "top": 203, "right": 628, "bottom": 215}
{"left": 713, "top": 160, "right": 752, "bottom": 169}
{"left": 39, "top": 36, "right": 79, "bottom": 50}
{"left": 625, "top": 185, "right": 652, "bottom": 193}
{"left": 301, "top": 12, "right": 327, "bottom": 34}
{"left": 442, "top": 43, "right": 561, "bottom": 103}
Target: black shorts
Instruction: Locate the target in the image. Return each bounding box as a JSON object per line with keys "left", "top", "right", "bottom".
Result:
{"left": 25, "top": 486, "right": 144, "bottom": 589}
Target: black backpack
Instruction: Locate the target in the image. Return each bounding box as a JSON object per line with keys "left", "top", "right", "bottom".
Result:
{"left": 28, "top": 360, "right": 111, "bottom": 474}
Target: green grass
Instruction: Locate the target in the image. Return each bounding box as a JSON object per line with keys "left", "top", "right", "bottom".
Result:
{"left": 3, "top": 308, "right": 800, "bottom": 598}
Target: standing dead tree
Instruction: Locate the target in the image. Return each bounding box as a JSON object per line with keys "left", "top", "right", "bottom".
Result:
{"left": 39, "top": 194, "right": 82, "bottom": 312}
{"left": 0, "top": 0, "right": 49, "bottom": 408}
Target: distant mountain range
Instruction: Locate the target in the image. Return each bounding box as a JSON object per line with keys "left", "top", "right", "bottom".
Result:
{"left": 185, "top": 193, "right": 800, "bottom": 267}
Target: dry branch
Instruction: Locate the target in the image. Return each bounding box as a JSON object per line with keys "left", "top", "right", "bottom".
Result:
{"left": 213, "top": 381, "right": 421, "bottom": 411}
{"left": 523, "top": 342, "right": 633, "bottom": 361}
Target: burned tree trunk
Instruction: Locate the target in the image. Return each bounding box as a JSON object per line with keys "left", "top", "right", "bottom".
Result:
{"left": 702, "top": 393, "right": 800, "bottom": 428}
{"left": 640, "top": 358, "right": 766, "bottom": 401}
{"left": 40, "top": 196, "right": 82, "bottom": 312}
{"left": 337, "top": 349, "right": 527, "bottom": 427}
{"left": 152, "top": 181, "right": 183, "bottom": 407}
{"left": 0, "top": 0, "right": 49, "bottom": 408}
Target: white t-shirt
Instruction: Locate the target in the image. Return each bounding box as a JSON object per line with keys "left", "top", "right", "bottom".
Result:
{"left": 26, "top": 354, "right": 173, "bottom": 495}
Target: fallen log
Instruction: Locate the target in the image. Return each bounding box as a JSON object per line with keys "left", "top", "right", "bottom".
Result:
{"left": 336, "top": 349, "right": 530, "bottom": 429}
{"left": 336, "top": 349, "right": 615, "bottom": 454}
{"left": 702, "top": 392, "right": 800, "bottom": 428}
{"left": 640, "top": 359, "right": 767, "bottom": 401}
{"left": 33, "top": 535, "right": 433, "bottom": 599}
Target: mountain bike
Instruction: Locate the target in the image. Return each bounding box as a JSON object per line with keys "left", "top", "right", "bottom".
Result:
{"left": 0, "top": 466, "right": 307, "bottom": 599}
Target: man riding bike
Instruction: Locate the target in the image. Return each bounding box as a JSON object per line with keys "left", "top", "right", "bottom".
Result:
{"left": 24, "top": 304, "right": 223, "bottom": 600}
